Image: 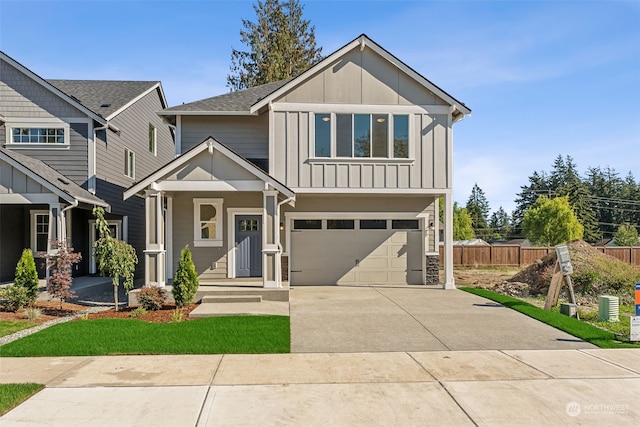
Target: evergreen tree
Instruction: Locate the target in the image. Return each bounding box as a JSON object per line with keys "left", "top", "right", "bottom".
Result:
{"left": 172, "top": 246, "right": 199, "bottom": 308}
{"left": 557, "top": 175, "right": 600, "bottom": 242}
{"left": 227, "top": 0, "right": 323, "bottom": 90}
{"left": 14, "top": 248, "right": 39, "bottom": 305}
{"left": 465, "top": 183, "right": 491, "bottom": 240}
{"left": 489, "top": 207, "right": 511, "bottom": 240}
{"left": 512, "top": 170, "right": 551, "bottom": 233}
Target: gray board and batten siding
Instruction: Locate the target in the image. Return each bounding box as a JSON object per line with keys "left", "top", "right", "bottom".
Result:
{"left": 268, "top": 46, "right": 452, "bottom": 191}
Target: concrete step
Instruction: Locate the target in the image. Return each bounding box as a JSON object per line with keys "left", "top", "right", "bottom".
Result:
{"left": 189, "top": 300, "right": 289, "bottom": 318}
{"left": 201, "top": 295, "right": 262, "bottom": 304}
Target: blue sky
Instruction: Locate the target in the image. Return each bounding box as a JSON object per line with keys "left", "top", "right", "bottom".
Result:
{"left": 1, "top": 0, "right": 638, "bottom": 215}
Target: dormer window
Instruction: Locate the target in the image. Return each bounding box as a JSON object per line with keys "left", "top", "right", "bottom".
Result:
{"left": 314, "top": 113, "right": 409, "bottom": 159}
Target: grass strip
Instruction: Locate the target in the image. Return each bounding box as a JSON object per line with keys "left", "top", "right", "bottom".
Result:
{"left": 0, "top": 316, "right": 290, "bottom": 357}
{"left": 460, "top": 287, "right": 639, "bottom": 349}
{"left": 0, "top": 383, "right": 44, "bottom": 415}
{"left": 0, "top": 321, "right": 37, "bottom": 338}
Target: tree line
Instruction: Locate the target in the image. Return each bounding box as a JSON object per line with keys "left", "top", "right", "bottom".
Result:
{"left": 454, "top": 155, "right": 640, "bottom": 246}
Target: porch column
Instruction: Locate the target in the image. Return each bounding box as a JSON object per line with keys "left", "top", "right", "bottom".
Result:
{"left": 48, "top": 203, "right": 63, "bottom": 250}
{"left": 144, "top": 189, "right": 166, "bottom": 287}
{"left": 443, "top": 192, "right": 455, "bottom": 289}
{"left": 262, "top": 189, "right": 281, "bottom": 288}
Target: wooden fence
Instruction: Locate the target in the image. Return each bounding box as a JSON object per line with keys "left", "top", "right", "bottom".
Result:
{"left": 438, "top": 245, "right": 640, "bottom": 267}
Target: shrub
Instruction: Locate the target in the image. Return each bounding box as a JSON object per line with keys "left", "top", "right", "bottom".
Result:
{"left": 130, "top": 306, "right": 147, "bottom": 318}
{"left": 14, "top": 249, "right": 39, "bottom": 305}
{"left": 137, "top": 285, "right": 165, "bottom": 311}
{"left": 0, "top": 285, "right": 30, "bottom": 312}
{"left": 25, "top": 307, "right": 42, "bottom": 320}
{"left": 172, "top": 246, "right": 199, "bottom": 308}
{"left": 171, "top": 309, "right": 184, "bottom": 323}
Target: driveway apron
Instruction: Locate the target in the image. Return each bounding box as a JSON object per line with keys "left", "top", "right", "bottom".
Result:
{"left": 289, "top": 286, "right": 596, "bottom": 353}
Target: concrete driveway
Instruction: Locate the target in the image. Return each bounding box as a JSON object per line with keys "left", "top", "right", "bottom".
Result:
{"left": 290, "top": 286, "right": 595, "bottom": 353}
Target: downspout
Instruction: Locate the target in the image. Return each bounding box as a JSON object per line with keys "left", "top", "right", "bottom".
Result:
{"left": 91, "top": 122, "right": 109, "bottom": 195}
{"left": 59, "top": 200, "right": 78, "bottom": 244}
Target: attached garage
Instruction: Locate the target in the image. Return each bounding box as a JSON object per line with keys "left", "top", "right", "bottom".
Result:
{"left": 289, "top": 218, "right": 424, "bottom": 285}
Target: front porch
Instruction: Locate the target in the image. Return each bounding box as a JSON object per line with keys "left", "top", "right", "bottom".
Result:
{"left": 128, "top": 279, "right": 290, "bottom": 317}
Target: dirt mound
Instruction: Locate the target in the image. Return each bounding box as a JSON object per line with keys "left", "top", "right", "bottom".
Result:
{"left": 507, "top": 240, "right": 640, "bottom": 304}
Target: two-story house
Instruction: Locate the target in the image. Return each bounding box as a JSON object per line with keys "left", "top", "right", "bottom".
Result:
{"left": 125, "top": 35, "right": 470, "bottom": 290}
{"left": 0, "top": 51, "right": 174, "bottom": 282}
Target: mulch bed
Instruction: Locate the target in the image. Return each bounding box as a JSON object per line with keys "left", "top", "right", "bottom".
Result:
{"left": 0, "top": 301, "right": 87, "bottom": 325}
{"left": 1, "top": 301, "right": 199, "bottom": 324}
{"left": 86, "top": 303, "right": 199, "bottom": 323}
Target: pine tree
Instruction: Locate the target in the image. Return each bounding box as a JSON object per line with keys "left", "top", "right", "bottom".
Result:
{"left": 465, "top": 183, "right": 491, "bottom": 240}
{"left": 14, "top": 248, "right": 39, "bottom": 305}
{"left": 489, "top": 207, "right": 511, "bottom": 240}
{"left": 227, "top": 0, "right": 323, "bottom": 90}
{"left": 172, "top": 246, "right": 199, "bottom": 308}
{"left": 512, "top": 170, "right": 551, "bottom": 234}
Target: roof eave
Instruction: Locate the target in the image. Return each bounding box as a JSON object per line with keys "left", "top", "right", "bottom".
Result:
{"left": 158, "top": 110, "right": 256, "bottom": 116}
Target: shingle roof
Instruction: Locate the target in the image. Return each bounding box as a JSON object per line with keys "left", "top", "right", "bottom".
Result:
{"left": 0, "top": 147, "right": 109, "bottom": 208}
{"left": 47, "top": 80, "right": 159, "bottom": 119}
{"left": 162, "top": 79, "right": 291, "bottom": 113}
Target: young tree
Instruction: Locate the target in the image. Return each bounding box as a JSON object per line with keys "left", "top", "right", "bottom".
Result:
{"left": 44, "top": 241, "right": 81, "bottom": 309}
{"left": 522, "top": 196, "right": 584, "bottom": 246}
{"left": 14, "top": 248, "right": 39, "bottom": 305}
{"left": 466, "top": 183, "right": 491, "bottom": 239}
{"left": 93, "top": 207, "right": 138, "bottom": 311}
{"left": 172, "top": 246, "right": 199, "bottom": 308}
{"left": 227, "top": 0, "right": 323, "bottom": 90}
{"left": 613, "top": 223, "right": 639, "bottom": 246}
{"left": 453, "top": 203, "right": 475, "bottom": 240}
{"left": 512, "top": 170, "right": 551, "bottom": 231}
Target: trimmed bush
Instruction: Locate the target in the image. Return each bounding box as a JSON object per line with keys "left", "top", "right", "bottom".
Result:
{"left": 14, "top": 249, "right": 39, "bottom": 305}
{"left": 172, "top": 246, "right": 199, "bottom": 308}
{"left": 137, "top": 285, "right": 165, "bottom": 311}
{"left": 0, "top": 285, "right": 30, "bottom": 312}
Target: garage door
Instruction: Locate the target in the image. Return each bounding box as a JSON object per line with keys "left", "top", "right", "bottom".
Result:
{"left": 290, "top": 219, "right": 423, "bottom": 285}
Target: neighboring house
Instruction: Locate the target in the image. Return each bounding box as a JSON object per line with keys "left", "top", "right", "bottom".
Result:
{"left": 0, "top": 51, "right": 174, "bottom": 282}
{"left": 125, "top": 34, "right": 470, "bottom": 289}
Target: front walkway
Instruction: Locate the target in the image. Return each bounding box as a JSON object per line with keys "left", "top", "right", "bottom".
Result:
{"left": 290, "top": 286, "right": 597, "bottom": 353}
{"left": 2, "top": 349, "right": 639, "bottom": 425}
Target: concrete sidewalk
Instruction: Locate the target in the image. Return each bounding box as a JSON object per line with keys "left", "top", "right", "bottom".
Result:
{"left": 2, "top": 350, "right": 639, "bottom": 426}
{"left": 290, "top": 286, "right": 596, "bottom": 353}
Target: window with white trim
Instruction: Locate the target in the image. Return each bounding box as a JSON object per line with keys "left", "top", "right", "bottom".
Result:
{"left": 148, "top": 123, "right": 157, "bottom": 155}
{"left": 314, "top": 113, "right": 410, "bottom": 159}
{"left": 125, "top": 148, "right": 135, "bottom": 179}
{"left": 30, "top": 210, "right": 50, "bottom": 253}
{"left": 6, "top": 121, "right": 70, "bottom": 147}
{"left": 193, "top": 198, "right": 223, "bottom": 247}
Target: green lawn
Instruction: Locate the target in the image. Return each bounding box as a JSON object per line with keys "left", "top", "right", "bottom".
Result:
{"left": 0, "top": 321, "right": 37, "bottom": 338}
{"left": 0, "top": 383, "right": 44, "bottom": 415}
{"left": 460, "top": 287, "right": 639, "bottom": 349}
{"left": 0, "top": 316, "right": 290, "bottom": 357}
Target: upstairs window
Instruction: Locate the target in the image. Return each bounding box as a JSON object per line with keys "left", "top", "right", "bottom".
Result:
{"left": 148, "top": 123, "right": 157, "bottom": 155}
{"left": 7, "top": 122, "right": 70, "bottom": 147}
{"left": 314, "top": 113, "right": 410, "bottom": 159}
{"left": 13, "top": 128, "right": 64, "bottom": 144}
{"left": 125, "top": 148, "right": 135, "bottom": 179}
